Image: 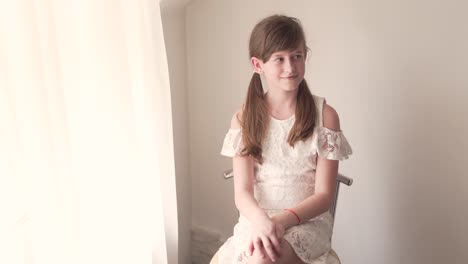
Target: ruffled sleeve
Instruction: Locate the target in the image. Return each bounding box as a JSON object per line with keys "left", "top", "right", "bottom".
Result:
{"left": 220, "top": 128, "right": 244, "bottom": 157}
{"left": 315, "top": 127, "right": 353, "bottom": 161}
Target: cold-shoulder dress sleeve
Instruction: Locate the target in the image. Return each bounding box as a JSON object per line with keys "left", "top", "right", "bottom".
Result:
{"left": 314, "top": 127, "right": 353, "bottom": 161}
{"left": 311, "top": 95, "right": 353, "bottom": 161}
{"left": 220, "top": 128, "right": 244, "bottom": 157}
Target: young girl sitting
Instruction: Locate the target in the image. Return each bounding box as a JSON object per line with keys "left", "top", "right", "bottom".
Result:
{"left": 216, "top": 15, "right": 353, "bottom": 264}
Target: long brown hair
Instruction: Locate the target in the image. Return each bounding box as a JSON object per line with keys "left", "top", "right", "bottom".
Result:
{"left": 240, "top": 15, "right": 317, "bottom": 164}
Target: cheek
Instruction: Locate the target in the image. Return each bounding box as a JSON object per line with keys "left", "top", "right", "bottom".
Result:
{"left": 267, "top": 68, "right": 282, "bottom": 77}
{"left": 297, "top": 63, "right": 306, "bottom": 74}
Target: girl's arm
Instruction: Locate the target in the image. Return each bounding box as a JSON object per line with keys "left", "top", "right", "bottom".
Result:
{"left": 233, "top": 155, "right": 268, "bottom": 223}
{"left": 274, "top": 103, "right": 340, "bottom": 229}
{"left": 230, "top": 110, "right": 282, "bottom": 261}
{"left": 229, "top": 111, "right": 267, "bottom": 222}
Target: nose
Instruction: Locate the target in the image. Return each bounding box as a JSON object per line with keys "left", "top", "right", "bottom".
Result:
{"left": 284, "top": 58, "right": 296, "bottom": 74}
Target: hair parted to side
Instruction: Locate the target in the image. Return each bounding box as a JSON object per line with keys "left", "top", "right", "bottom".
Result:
{"left": 239, "top": 14, "right": 317, "bottom": 164}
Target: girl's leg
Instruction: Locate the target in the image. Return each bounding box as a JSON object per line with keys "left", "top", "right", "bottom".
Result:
{"left": 247, "top": 239, "right": 305, "bottom": 264}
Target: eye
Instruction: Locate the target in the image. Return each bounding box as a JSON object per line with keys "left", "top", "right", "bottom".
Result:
{"left": 274, "top": 57, "right": 284, "bottom": 62}
{"left": 293, "top": 54, "right": 303, "bottom": 60}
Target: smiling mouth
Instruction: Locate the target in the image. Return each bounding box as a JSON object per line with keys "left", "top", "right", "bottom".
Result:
{"left": 282, "top": 75, "right": 298, "bottom": 80}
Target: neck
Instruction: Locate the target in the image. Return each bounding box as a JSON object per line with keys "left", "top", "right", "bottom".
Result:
{"left": 265, "top": 89, "right": 297, "bottom": 117}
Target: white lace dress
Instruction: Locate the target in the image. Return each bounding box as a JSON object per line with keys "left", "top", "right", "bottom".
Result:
{"left": 217, "top": 95, "right": 352, "bottom": 264}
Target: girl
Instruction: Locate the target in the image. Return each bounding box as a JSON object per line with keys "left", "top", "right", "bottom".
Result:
{"left": 216, "top": 15, "right": 352, "bottom": 264}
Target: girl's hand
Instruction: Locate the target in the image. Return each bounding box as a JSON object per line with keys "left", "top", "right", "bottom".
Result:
{"left": 246, "top": 216, "right": 285, "bottom": 262}
{"left": 271, "top": 210, "right": 300, "bottom": 230}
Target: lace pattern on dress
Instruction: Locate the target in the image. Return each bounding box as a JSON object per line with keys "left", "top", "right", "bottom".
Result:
{"left": 220, "top": 128, "right": 243, "bottom": 157}
{"left": 217, "top": 99, "right": 353, "bottom": 263}
{"left": 284, "top": 213, "right": 333, "bottom": 263}
{"left": 315, "top": 127, "right": 353, "bottom": 161}
{"left": 220, "top": 214, "right": 333, "bottom": 264}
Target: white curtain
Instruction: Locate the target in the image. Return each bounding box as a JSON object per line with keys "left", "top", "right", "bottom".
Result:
{"left": 0, "top": 0, "right": 178, "bottom": 264}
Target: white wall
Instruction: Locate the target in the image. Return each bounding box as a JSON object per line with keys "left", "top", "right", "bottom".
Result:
{"left": 185, "top": 0, "right": 468, "bottom": 263}
{"left": 160, "top": 3, "right": 191, "bottom": 264}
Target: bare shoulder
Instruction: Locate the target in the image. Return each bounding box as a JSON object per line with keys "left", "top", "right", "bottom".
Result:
{"left": 322, "top": 103, "right": 341, "bottom": 131}
{"left": 230, "top": 108, "right": 244, "bottom": 129}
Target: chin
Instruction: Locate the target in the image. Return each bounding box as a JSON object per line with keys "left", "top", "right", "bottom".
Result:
{"left": 281, "top": 86, "right": 299, "bottom": 93}
{"left": 280, "top": 80, "right": 302, "bottom": 91}
{"left": 285, "top": 83, "right": 301, "bottom": 90}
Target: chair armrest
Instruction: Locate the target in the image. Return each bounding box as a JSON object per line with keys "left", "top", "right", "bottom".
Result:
{"left": 337, "top": 173, "right": 353, "bottom": 186}
{"left": 223, "top": 169, "right": 234, "bottom": 179}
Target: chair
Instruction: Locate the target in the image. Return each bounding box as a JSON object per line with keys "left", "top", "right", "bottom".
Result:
{"left": 210, "top": 170, "right": 353, "bottom": 264}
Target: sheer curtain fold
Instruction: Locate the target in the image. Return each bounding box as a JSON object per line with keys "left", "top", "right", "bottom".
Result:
{"left": 0, "top": 1, "right": 177, "bottom": 264}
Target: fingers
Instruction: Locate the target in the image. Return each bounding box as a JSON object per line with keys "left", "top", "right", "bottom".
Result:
{"left": 261, "top": 236, "right": 279, "bottom": 262}
{"left": 247, "top": 240, "right": 254, "bottom": 256}
{"left": 253, "top": 237, "right": 264, "bottom": 258}
{"left": 267, "top": 223, "right": 283, "bottom": 257}
{"left": 269, "top": 234, "right": 281, "bottom": 256}
{"left": 248, "top": 221, "right": 285, "bottom": 262}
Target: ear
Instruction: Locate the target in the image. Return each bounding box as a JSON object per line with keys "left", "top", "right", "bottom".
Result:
{"left": 250, "top": 57, "right": 264, "bottom": 74}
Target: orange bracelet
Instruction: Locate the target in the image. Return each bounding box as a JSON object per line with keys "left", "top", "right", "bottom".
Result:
{"left": 284, "top": 208, "right": 301, "bottom": 224}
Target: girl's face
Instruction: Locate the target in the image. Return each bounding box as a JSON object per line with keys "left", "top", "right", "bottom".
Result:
{"left": 252, "top": 45, "right": 306, "bottom": 93}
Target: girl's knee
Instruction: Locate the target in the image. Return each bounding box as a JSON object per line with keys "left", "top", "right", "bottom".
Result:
{"left": 275, "top": 240, "right": 305, "bottom": 264}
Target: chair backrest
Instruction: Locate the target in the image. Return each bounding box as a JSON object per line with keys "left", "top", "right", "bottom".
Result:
{"left": 222, "top": 169, "right": 353, "bottom": 224}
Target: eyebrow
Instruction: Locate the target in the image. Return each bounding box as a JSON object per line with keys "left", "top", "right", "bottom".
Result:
{"left": 291, "top": 49, "right": 304, "bottom": 54}
{"left": 272, "top": 50, "right": 303, "bottom": 58}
